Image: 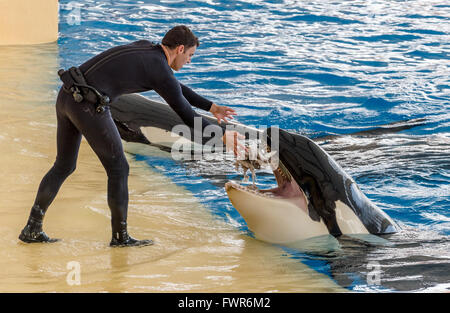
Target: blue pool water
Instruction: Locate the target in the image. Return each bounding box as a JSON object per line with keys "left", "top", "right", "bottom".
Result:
{"left": 58, "top": 0, "right": 449, "bottom": 291}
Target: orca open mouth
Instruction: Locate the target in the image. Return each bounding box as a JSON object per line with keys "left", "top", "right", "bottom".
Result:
{"left": 224, "top": 158, "right": 332, "bottom": 244}
{"left": 225, "top": 161, "right": 309, "bottom": 212}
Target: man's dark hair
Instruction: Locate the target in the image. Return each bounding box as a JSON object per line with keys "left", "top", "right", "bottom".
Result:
{"left": 161, "top": 25, "right": 200, "bottom": 50}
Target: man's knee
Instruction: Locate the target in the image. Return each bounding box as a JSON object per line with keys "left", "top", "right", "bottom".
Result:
{"left": 106, "top": 159, "right": 129, "bottom": 178}
{"left": 53, "top": 160, "right": 76, "bottom": 178}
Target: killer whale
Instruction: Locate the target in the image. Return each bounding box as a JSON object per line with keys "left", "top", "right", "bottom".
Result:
{"left": 110, "top": 94, "right": 403, "bottom": 243}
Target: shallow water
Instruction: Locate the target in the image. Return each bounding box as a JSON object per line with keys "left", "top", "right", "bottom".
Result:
{"left": 1, "top": 0, "right": 449, "bottom": 292}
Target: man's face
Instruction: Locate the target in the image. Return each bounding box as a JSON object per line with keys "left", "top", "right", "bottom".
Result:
{"left": 171, "top": 45, "right": 196, "bottom": 71}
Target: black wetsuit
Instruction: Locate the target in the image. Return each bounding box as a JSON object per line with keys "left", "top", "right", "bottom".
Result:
{"left": 24, "top": 40, "right": 220, "bottom": 244}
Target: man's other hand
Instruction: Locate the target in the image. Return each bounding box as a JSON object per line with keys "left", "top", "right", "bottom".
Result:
{"left": 210, "top": 103, "right": 237, "bottom": 124}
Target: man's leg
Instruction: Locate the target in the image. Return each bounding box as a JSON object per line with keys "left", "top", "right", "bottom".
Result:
{"left": 19, "top": 105, "right": 82, "bottom": 243}
{"left": 67, "top": 102, "right": 153, "bottom": 247}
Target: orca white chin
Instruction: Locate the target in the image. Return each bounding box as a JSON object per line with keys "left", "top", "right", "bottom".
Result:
{"left": 225, "top": 181, "right": 330, "bottom": 244}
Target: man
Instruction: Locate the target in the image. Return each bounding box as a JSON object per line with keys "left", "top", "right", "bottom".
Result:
{"left": 19, "top": 25, "right": 245, "bottom": 247}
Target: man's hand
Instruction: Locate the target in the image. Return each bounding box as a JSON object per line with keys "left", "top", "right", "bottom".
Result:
{"left": 210, "top": 103, "right": 237, "bottom": 124}
{"left": 222, "top": 130, "right": 247, "bottom": 157}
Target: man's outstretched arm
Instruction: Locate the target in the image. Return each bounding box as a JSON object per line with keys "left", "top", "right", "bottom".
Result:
{"left": 179, "top": 83, "right": 213, "bottom": 111}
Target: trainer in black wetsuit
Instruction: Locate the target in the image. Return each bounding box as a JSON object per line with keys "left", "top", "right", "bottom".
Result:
{"left": 19, "top": 25, "right": 242, "bottom": 247}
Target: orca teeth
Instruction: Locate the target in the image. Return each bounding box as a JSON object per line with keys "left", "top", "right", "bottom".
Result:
{"left": 276, "top": 167, "right": 289, "bottom": 180}
{"left": 228, "top": 182, "right": 278, "bottom": 198}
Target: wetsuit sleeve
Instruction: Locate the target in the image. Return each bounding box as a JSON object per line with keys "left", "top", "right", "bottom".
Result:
{"left": 180, "top": 83, "right": 213, "bottom": 112}
{"left": 152, "top": 70, "right": 220, "bottom": 133}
